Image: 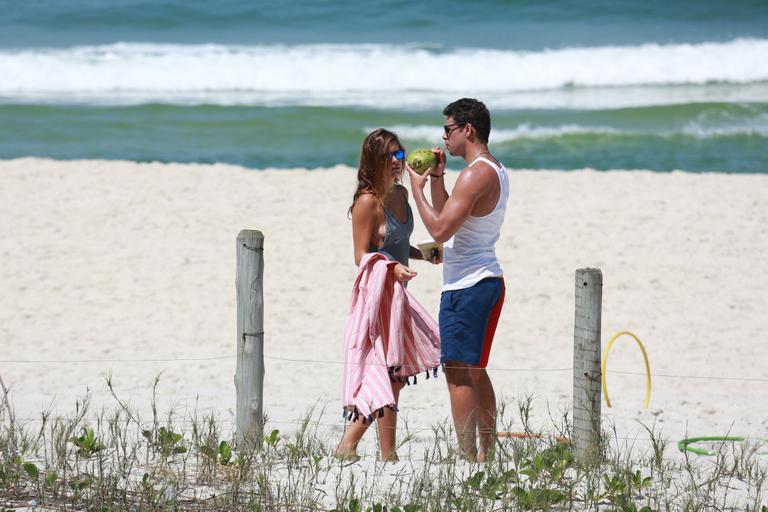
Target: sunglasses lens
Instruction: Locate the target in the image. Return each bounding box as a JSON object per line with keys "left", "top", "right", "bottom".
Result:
{"left": 395, "top": 149, "right": 404, "bottom": 160}
{"left": 444, "top": 122, "right": 466, "bottom": 135}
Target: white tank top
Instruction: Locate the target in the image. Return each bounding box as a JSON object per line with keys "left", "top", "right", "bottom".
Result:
{"left": 442, "top": 156, "right": 509, "bottom": 292}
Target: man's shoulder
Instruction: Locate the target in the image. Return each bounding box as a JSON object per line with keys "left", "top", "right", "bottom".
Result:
{"left": 468, "top": 155, "right": 502, "bottom": 172}
{"left": 457, "top": 159, "right": 500, "bottom": 186}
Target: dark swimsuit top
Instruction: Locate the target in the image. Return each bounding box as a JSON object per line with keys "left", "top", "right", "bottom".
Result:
{"left": 368, "top": 203, "right": 414, "bottom": 266}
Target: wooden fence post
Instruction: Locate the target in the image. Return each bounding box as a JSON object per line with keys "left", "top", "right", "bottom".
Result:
{"left": 573, "top": 268, "right": 602, "bottom": 459}
{"left": 235, "top": 230, "right": 264, "bottom": 448}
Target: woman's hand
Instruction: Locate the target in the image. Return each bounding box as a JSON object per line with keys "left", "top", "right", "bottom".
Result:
{"left": 393, "top": 263, "right": 417, "bottom": 283}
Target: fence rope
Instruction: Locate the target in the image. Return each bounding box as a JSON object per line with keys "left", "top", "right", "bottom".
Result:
{"left": 1, "top": 354, "right": 765, "bottom": 383}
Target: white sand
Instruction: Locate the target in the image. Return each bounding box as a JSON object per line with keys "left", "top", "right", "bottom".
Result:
{"left": 1, "top": 158, "right": 767, "bottom": 457}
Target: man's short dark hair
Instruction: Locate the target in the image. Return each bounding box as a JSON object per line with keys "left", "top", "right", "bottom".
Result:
{"left": 443, "top": 98, "right": 491, "bottom": 143}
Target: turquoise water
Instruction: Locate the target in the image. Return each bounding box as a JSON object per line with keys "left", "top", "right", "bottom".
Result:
{"left": 1, "top": 0, "right": 767, "bottom": 172}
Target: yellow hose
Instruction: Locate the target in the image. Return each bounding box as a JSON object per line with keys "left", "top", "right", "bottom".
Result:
{"left": 602, "top": 330, "right": 652, "bottom": 409}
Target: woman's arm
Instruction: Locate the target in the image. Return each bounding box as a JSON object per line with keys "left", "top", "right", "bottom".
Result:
{"left": 351, "top": 193, "right": 380, "bottom": 266}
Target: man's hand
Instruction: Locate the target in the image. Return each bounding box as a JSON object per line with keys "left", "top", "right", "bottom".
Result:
{"left": 393, "top": 263, "right": 417, "bottom": 283}
{"left": 406, "top": 147, "right": 446, "bottom": 189}
{"left": 430, "top": 147, "right": 446, "bottom": 177}
{"left": 405, "top": 160, "right": 428, "bottom": 190}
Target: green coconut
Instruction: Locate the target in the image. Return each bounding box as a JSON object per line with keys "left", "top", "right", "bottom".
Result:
{"left": 406, "top": 149, "right": 438, "bottom": 175}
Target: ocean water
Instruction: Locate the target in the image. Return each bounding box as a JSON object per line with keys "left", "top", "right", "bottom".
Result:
{"left": 1, "top": 0, "right": 767, "bottom": 172}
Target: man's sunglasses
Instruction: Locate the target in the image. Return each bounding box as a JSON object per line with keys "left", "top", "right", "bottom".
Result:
{"left": 387, "top": 149, "right": 405, "bottom": 161}
{"left": 443, "top": 122, "right": 467, "bottom": 135}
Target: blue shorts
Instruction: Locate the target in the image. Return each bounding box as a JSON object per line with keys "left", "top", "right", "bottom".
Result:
{"left": 439, "top": 277, "right": 505, "bottom": 368}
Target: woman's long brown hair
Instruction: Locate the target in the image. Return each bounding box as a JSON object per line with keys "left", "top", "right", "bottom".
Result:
{"left": 348, "top": 128, "right": 404, "bottom": 216}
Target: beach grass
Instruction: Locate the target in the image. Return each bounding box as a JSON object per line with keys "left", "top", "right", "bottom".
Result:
{"left": 2, "top": 374, "right": 767, "bottom": 511}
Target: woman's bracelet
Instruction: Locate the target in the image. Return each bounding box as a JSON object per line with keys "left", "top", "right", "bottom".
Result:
{"left": 430, "top": 172, "right": 446, "bottom": 180}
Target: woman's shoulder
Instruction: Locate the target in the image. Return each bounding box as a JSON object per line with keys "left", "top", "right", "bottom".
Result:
{"left": 352, "top": 192, "right": 383, "bottom": 216}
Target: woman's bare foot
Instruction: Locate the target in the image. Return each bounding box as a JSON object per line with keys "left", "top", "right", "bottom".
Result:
{"left": 333, "top": 439, "right": 360, "bottom": 462}
{"left": 333, "top": 445, "right": 361, "bottom": 462}
{"left": 381, "top": 451, "right": 399, "bottom": 462}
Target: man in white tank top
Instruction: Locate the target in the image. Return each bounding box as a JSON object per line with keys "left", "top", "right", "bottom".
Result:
{"left": 406, "top": 98, "right": 509, "bottom": 462}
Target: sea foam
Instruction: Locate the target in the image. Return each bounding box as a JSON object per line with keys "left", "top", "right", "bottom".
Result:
{"left": 2, "top": 39, "right": 768, "bottom": 107}
{"left": 387, "top": 119, "right": 768, "bottom": 142}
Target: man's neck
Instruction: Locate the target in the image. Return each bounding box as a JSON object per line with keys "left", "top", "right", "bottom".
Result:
{"left": 464, "top": 144, "right": 491, "bottom": 164}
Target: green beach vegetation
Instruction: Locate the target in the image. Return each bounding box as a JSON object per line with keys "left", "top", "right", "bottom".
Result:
{"left": 1, "top": 375, "right": 766, "bottom": 511}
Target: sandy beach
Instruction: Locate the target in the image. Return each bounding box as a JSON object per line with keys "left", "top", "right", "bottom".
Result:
{"left": 1, "top": 158, "right": 767, "bottom": 457}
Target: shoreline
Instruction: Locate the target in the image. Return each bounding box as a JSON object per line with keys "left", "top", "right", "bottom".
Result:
{"left": 3, "top": 156, "right": 766, "bottom": 175}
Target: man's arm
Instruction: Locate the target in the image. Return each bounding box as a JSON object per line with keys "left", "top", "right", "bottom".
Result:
{"left": 429, "top": 148, "right": 449, "bottom": 212}
{"left": 408, "top": 165, "right": 493, "bottom": 243}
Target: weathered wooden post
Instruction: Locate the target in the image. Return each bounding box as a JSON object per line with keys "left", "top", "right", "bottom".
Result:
{"left": 235, "top": 230, "right": 264, "bottom": 448}
{"left": 573, "top": 268, "right": 602, "bottom": 459}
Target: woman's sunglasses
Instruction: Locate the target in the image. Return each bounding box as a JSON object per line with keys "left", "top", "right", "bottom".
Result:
{"left": 387, "top": 149, "right": 405, "bottom": 161}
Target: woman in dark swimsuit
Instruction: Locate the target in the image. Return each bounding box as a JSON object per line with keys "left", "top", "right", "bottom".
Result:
{"left": 334, "top": 128, "right": 439, "bottom": 461}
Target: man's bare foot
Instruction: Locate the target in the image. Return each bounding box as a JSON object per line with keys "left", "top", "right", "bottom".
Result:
{"left": 458, "top": 448, "right": 478, "bottom": 463}
{"left": 478, "top": 439, "right": 496, "bottom": 463}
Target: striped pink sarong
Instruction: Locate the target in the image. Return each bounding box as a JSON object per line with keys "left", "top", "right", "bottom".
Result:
{"left": 342, "top": 252, "right": 441, "bottom": 423}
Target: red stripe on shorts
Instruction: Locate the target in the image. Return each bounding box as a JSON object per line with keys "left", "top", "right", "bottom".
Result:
{"left": 478, "top": 279, "right": 505, "bottom": 368}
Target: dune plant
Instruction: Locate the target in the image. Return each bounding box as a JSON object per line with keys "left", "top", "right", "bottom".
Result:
{"left": 1, "top": 377, "right": 767, "bottom": 511}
